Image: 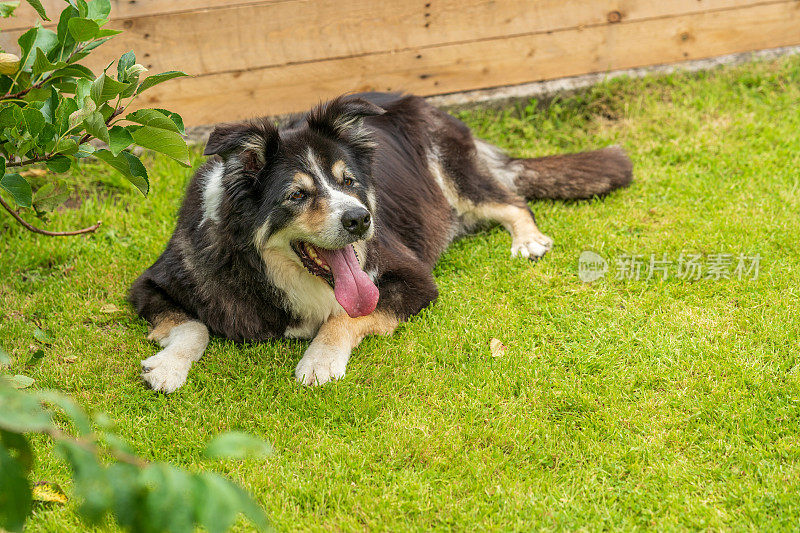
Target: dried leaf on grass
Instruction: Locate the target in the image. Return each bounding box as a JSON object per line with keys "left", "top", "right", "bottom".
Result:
{"left": 489, "top": 338, "right": 506, "bottom": 358}
{"left": 32, "top": 482, "right": 68, "bottom": 504}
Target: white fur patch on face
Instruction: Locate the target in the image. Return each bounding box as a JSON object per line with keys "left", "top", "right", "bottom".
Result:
{"left": 201, "top": 160, "right": 225, "bottom": 224}
{"left": 257, "top": 231, "right": 343, "bottom": 329}
{"left": 257, "top": 227, "right": 371, "bottom": 335}
{"left": 306, "top": 148, "right": 373, "bottom": 244}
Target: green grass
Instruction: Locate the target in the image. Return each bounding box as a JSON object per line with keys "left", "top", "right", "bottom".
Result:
{"left": 3, "top": 54, "right": 800, "bottom": 531}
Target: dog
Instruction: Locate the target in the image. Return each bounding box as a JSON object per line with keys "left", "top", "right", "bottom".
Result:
{"left": 129, "top": 92, "right": 632, "bottom": 392}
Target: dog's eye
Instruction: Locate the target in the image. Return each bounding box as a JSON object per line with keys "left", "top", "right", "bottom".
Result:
{"left": 343, "top": 176, "right": 354, "bottom": 187}
{"left": 288, "top": 190, "right": 306, "bottom": 201}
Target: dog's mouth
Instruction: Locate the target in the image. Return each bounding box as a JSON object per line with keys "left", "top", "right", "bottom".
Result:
{"left": 291, "top": 241, "right": 379, "bottom": 318}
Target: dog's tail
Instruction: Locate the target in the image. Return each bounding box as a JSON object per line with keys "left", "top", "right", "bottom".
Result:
{"left": 493, "top": 145, "right": 633, "bottom": 201}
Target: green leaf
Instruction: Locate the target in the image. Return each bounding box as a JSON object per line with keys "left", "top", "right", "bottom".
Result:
{"left": 23, "top": 28, "right": 58, "bottom": 70}
{"left": 129, "top": 126, "right": 190, "bottom": 166}
{"left": 78, "top": 38, "right": 110, "bottom": 55}
{"left": 141, "top": 464, "right": 195, "bottom": 533}
{"left": 0, "top": 430, "right": 33, "bottom": 473}
{"left": 33, "top": 180, "right": 69, "bottom": 211}
{"left": 75, "top": 78, "right": 92, "bottom": 103}
{"left": 0, "top": 442, "right": 33, "bottom": 532}
{"left": 67, "top": 17, "right": 99, "bottom": 42}
{"left": 0, "top": 174, "right": 32, "bottom": 208}
{"left": 71, "top": 0, "right": 88, "bottom": 18}
{"left": 102, "top": 462, "right": 140, "bottom": 529}
{"left": 24, "top": 349, "right": 45, "bottom": 367}
{"left": 31, "top": 48, "right": 66, "bottom": 79}
{"left": 95, "top": 28, "right": 121, "bottom": 38}
{"left": 54, "top": 137, "right": 78, "bottom": 155}
{"left": 83, "top": 111, "right": 109, "bottom": 144}
{"left": 203, "top": 432, "right": 272, "bottom": 460}
{"left": 46, "top": 64, "right": 94, "bottom": 82}
{"left": 94, "top": 149, "right": 149, "bottom": 195}
{"left": 124, "top": 64, "right": 147, "bottom": 80}
{"left": 21, "top": 87, "right": 50, "bottom": 102}
{"left": 55, "top": 96, "right": 78, "bottom": 133}
{"left": 117, "top": 51, "right": 135, "bottom": 82}
{"left": 38, "top": 88, "right": 59, "bottom": 122}
{"left": 125, "top": 108, "right": 181, "bottom": 133}
{"left": 193, "top": 472, "right": 269, "bottom": 533}
{"left": 45, "top": 155, "right": 72, "bottom": 173}
{"left": 32, "top": 328, "right": 53, "bottom": 345}
{"left": 21, "top": 107, "right": 45, "bottom": 137}
{"left": 136, "top": 71, "right": 188, "bottom": 94}
{"left": 85, "top": 0, "right": 109, "bottom": 21}
{"left": 107, "top": 125, "right": 132, "bottom": 156}
{"left": 56, "top": 5, "right": 78, "bottom": 47}
{"left": 0, "top": 347, "right": 10, "bottom": 367}
{"left": 76, "top": 143, "right": 95, "bottom": 158}
{"left": 2, "top": 375, "right": 34, "bottom": 389}
{"left": 90, "top": 73, "right": 127, "bottom": 104}
{"left": 0, "top": 386, "right": 52, "bottom": 432}
{"left": 0, "top": 2, "right": 19, "bottom": 18}
{"left": 37, "top": 390, "right": 91, "bottom": 436}
{"left": 152, "top": 108, "right": 185, "bottom": 135}
{"left": 120, "top": 152, "right": 149, "bottom": 194}
{"left": 16, "top": 27, "right": 39, "bottom": 72}
{"left": 54, "top": 439, "right": 108, "bottom": 524}
{"left": 0, "top": 105, "right": 22, "bottom": 128}
{"left": 24, "top": 0, "right": 47, "bottom": 20}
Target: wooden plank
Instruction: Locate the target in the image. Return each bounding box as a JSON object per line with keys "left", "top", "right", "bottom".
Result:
{"left": 129, "top": 1, "right": 800, "bottom": 126}
{"left": 0, "top": 0, "right": 775, "bottom": 77}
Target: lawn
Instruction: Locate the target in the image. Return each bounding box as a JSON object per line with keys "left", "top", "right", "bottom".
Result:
{"left": 2, "top": 54, "right": 800, "bottom": 531}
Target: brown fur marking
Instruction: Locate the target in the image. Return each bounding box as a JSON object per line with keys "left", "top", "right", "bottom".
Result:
{"left": 147, "top": 311, "right": 190, "bottom": 342}
{"left": 295, "top": 196, "right": 331, "bottom": 234}
{"left": 315, "top": 311, "right": 399, "bottom": 350}
{"left": 331, "top": 160, "right": 346, "bottom": 183}
{"left": 471, "top": 202, "right": 546, "bottom": 243}
{"left": 293, "top": 172, "right": 315, "bottom": 192}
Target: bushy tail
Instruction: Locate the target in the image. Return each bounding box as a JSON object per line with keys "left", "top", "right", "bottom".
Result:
{"left": 512, "top": 146, "right": 633, "bottom": 200}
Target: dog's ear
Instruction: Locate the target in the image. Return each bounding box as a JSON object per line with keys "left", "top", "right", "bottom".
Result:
{"left": 306, "top": 95, "right": 385, "bottom": 148}
{"left": 204, "top": 118, "right": 280, "bottom": 172}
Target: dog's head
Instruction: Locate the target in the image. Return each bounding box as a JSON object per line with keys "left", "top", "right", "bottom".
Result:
{"left": 203, "top": 95, "right": 385, "bottom": 317}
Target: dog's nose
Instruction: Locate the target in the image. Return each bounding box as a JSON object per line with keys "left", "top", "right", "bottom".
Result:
{"left": 341, "top": 207, "right": 371, "bottom": 236}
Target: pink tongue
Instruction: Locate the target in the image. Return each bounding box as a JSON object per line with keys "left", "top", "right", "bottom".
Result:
{"left": 317, "top": 245, "right": 379, "bottom": 318}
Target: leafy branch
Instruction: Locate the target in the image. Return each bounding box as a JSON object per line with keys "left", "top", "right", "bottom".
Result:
{"left": 0, "top": 349, "right": 271, "bottom": 532}
{"left": 0, "top": 192, "right": 99, "bottom": 234}
{"left": 0, "top": 0, "right": 191, "bottom": 236}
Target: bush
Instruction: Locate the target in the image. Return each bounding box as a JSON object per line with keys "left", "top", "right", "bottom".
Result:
{"left": 0, "top": 2, "right": 271, "bottom": 531}
{"left": 0, "top": 0, "right": 190, "bottom": 235}
{"left": 0, "top": 348, "right": 270, "bottom": 532}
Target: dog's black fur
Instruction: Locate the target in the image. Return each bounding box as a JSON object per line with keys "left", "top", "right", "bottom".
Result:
{"left": 130, "top": 92, "right": 632, "bottom": 391}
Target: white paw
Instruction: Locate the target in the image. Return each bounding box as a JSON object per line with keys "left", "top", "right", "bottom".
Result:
{"left": 511, "top": 234, "right": 553, "bottom": 260}
{"left": 294, "top": 344, "right": 349, "bottom": 386}
{"left": 141, "top": 352, "right": 191, "bottom": 393}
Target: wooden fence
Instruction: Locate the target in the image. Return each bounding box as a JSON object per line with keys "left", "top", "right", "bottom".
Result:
{"left": 2, "top": 0, "right": 800, "bottom": 126}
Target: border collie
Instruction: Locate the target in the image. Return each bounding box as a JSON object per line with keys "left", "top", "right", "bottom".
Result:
{"left": 130, "top": 92, "right": 632, "bottom": 392}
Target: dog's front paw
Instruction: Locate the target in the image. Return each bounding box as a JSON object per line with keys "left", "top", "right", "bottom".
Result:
{"left": 511, "top": 234, "right": 553, "bottom": 260}
{"left": 295, "top": 344, "right": 349, "bottom": 386}
{"left": 141, "top": 352, "right": 191, "bottom": 393}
